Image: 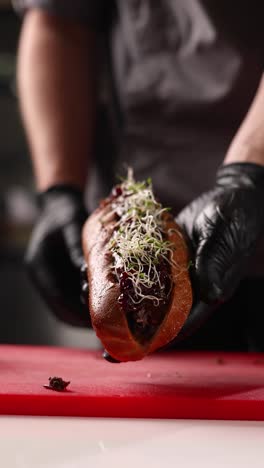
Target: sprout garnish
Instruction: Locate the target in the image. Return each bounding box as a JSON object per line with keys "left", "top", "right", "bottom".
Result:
{"left": 107, "top": 169, "right": 183, "bottom": 308}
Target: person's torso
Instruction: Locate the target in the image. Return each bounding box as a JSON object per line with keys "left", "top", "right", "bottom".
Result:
{"left": 88, "top": 0, "right": 264, "bottom": 213}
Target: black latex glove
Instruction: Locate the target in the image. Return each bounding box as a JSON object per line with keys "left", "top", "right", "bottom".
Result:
{"left": 174, "top": 162, "right": 264, "bottom": 340}
{"left": 25, "top": 185, "right": 91, "bottom": 327}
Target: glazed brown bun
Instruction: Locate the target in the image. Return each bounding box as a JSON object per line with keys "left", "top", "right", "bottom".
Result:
{"left": 82, "top": 177, "right": 193, "bottom": 362}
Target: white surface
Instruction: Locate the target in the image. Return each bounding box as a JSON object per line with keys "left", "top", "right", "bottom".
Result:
{"left": 0, "top": 417, "right": 264, "bottom": 468}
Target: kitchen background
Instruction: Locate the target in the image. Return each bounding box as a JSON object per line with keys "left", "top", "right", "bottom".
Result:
{"left": 0, "top": 1, "right": 99, "bottom": 348}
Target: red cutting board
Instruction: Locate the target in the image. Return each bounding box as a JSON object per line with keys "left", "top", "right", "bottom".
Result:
{"left": 0, "top": 345, "right": 264, "bottom": 420}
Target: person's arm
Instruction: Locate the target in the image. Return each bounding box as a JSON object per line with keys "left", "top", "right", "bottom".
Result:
{"left": 17, "top": 9, "right": 97, "bottom": 190}
{"left": 16, "top": 9, "right": 98, "bottom": 326}
{"left": 224, "top": 75, "right": 264, "bottom": 166}
{"left": 175, "top": 76, "right": 264, "bottom": 341}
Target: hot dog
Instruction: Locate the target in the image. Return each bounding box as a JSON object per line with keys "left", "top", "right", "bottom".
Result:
{"left": 82, "top": 170, "right": 193, "bottom": 362}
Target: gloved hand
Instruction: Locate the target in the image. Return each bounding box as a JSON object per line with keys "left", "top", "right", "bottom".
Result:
{"left": 174, "top": 162, "right": 264, "bottom": 339}
{"left": 25, "top": 185, "right": 91, "bottom": 327}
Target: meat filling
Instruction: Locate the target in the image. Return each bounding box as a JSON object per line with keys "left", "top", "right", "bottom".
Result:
{"left": 105, "top": 173, "right": 176, "bottom": 345}
{"left": 118, "top": 262, "right": 173, "bottom": 343}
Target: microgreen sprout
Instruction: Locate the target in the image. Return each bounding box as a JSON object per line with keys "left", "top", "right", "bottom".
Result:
{"left": 108, "top": 169, "right": 181, "bottom": 306}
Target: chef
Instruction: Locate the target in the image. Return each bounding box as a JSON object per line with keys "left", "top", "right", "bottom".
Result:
{"left": 14, "top": 1, "right": 264, "bottom": 351}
